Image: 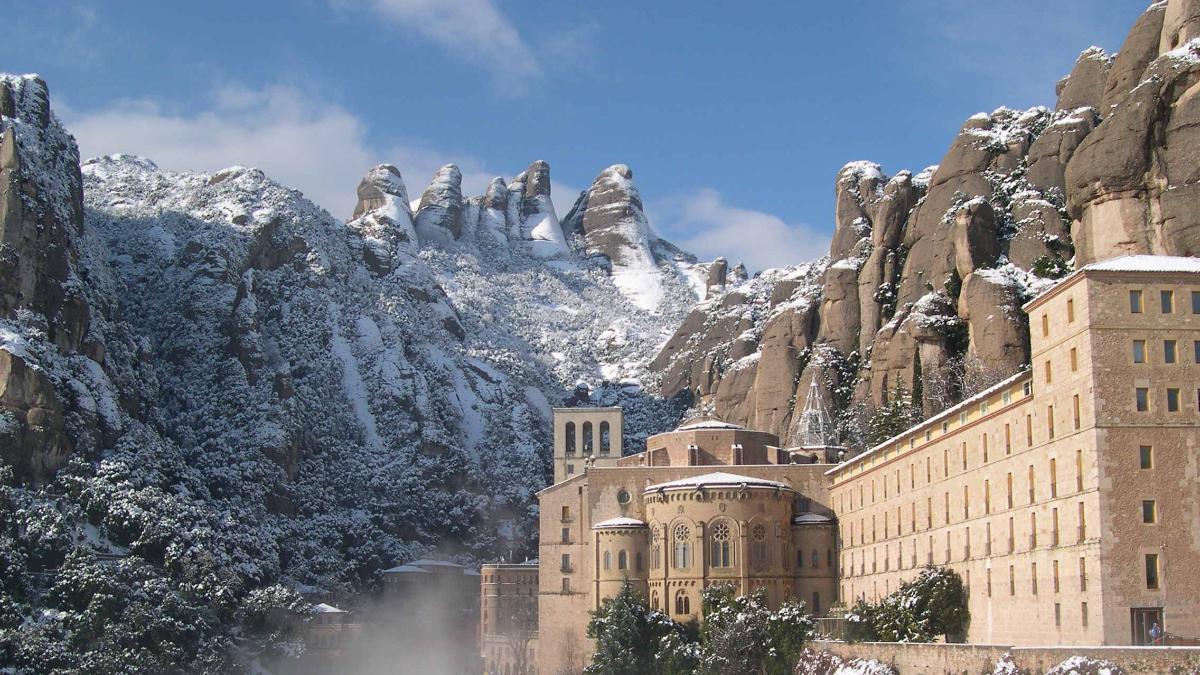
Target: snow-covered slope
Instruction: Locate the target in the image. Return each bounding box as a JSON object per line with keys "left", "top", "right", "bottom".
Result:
{"left": 0, "top": 76, "right": 706, "bottom": 669}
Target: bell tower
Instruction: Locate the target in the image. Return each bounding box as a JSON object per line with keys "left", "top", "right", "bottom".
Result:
{"left": 552, "top": 407, "right": 623, "bottom": 484}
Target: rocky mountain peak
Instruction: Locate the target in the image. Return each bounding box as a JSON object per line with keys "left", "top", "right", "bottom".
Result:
{"left": 414, "top": 163, "right": 464, "bottom": 243}
{"left": 352, "top": 163, "right": 411, "bottom": 221}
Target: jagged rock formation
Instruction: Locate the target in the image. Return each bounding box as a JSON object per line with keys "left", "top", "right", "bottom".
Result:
{"left": 0, "top": 75, "right": 710, "bottom": 667}
{"left": 651, "top": 0, "right": 1200, "bottom": 447}
{"left": 562, "top": 164, "right": 698, "bottom": 311}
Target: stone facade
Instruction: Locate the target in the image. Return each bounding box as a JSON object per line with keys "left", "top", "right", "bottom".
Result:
{"left": 831, "top": 256, "right": 1200, "bottom": 646}
{"left": 536, "top": 419, "right": 838, "bottom": 675}
{"left": 481, "top": 562, "right": 539, "bottom": 675}
{"left": 485, "top": 255, "right": 1200, "bottom": 672}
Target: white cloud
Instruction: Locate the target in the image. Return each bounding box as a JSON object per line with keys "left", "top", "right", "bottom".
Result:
{"left": 60, "top": 82, "right": 534, "bottom": 219}
{"left": 335, "top": 0, "right": 542, "bottom": 90}
{"left": 651, "top": 188, "right": 830, "bottom": 273}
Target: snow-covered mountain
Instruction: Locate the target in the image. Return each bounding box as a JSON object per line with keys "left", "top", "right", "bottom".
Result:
{"left": 0, "top": 74, "right": 707, "bottom": 669}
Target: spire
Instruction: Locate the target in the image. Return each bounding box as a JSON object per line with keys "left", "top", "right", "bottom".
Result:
{"left": 797, "top": 379, "right": 837, "bottom": 448}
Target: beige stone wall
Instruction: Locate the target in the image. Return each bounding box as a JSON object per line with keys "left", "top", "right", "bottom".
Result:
{"left": 813, "top": 640, "right": 1200, "bottom": 675}
{"left": 830, "top": 267, "right": 1200, "bottom": 647}
{"left": 538, "top": 461, "right": 835, "bottom": 675}
{"left": 480, "top": 563, "right": 538, "bottom": 674}
{"left": 642, "top": 427, "right": 782, "bottom": 466}
{"left": 552, "top": 407, "right": 623, "bottom": 484}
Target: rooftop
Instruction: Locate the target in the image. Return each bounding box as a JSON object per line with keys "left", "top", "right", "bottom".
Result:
{"left": 674, "top": 419, "right": 745, "bottom": 431}
{"left": 311, "top": 603, "right": 346, "bottom": 614}
{"left": 1081, "top": 254, "right": 1200, "bottom": 273}
{"left": 593, "top": 517, "right": 648, "bottom": 529}
{"left": 381, "top": 564, "right": 430, "bottom": 574}
{"left": 644, "top": 471, "right": 791, "bottom": 492}
{"left": 792, "top": 513, "right": 833, "bottom": 524}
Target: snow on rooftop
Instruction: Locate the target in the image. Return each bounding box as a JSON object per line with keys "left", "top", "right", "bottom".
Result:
{"left": 593, "top": 517, "right": 647, "bottom": 529}
{"left": 381, "top": 564, "right": 429, "bottom": 574}
{"left": 675, "top": 419, "right": 745, "bottom": 431}
{"left": 311, "top": 603, "right": 346, "bottom": 613}
{"left": 792, "top": 513, "right": 833, "bottom": 524}
{"left": 1082, "top": 254, "right": 1200, "bottom": 273}
{"left": 644, "top": 472, "right": 791, "bottom": 492}
{"left": 406, "top": 558, "right": 464, "bottom": 567}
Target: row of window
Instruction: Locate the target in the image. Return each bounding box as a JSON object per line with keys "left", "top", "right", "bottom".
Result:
{"left": 840, "top": 412, "right": 1077, "bottom": 514}
{"left": 561, "top": 420, "right": 612, "bottom": 454}
{"left": 1133, "top": 387, "right": 1196, "bottom": 413}
{"left": 1131, "top": 339, "right": 1200, "bottom": 364}
{"left": 843, "top": 447, "right": 1089, "bottom": 538}
{"left": 1128, "top": 289, "right": 1200, "bottom": 314}
{"left": 844, "top": 505, "right": 1090, "bottom": 576}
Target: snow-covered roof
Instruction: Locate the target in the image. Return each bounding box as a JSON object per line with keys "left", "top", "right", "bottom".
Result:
{"left": 674, "top": 419, "right": 745, "bottom": 431}
{"left": 593, "top": 517, "right": 647, "bottom": 529}
{"left": 1082, "top": 254, "right": 1200, "bottom": 273}
{"left": 381, "top": 565, "right": 430, "bottom": 574}
{"left": 792, "top": 513, "right": 832, "bottom": 524}
{"left": 311, "top": 603, "right": 346, "bottom": 614}
{"left": 406, "top": 559, "right": 464, "bottom": 568}
{"left": 644, "top": 472, "right": 791, "bottom": 492}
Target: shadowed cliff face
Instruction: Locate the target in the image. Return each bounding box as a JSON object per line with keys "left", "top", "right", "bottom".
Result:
{"left": 649, "top": 0, "right": 1200, "bottom": 449}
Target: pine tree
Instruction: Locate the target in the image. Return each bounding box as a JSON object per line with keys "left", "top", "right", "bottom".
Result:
{"left": 866, "top": 374, "right": 923, "bottom": 446}
{"left": 585, "top": 580, "right": 687, "bottom": 675}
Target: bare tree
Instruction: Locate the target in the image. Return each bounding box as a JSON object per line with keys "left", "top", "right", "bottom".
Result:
{"left": 503, "top": 592, "right": 538, "bottom": 675}
{"left": 922, "top": 354, "right": 1010, "bottom": 415}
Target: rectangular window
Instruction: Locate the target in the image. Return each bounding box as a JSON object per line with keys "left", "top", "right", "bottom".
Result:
{"left": 944, "top": 449, "right": 949, "bottom": 477}
{"left": 562, "top": 577, "right": 570, "bottom": 593}
{"left": 561, "top": 553, "right": 571, "bottom": 571}
{"left": 1195, "top": 340, "right": 1200, "bottom": 363}
{"left": 561, "top": 527, "right": 570, "bottom": 543}
{"left": 1042, "top": 313, "right": 1050, "bottom": 337}
{"left": 1028, "top": 464, "right": 1036, "bottom": 504}
{"left": 1161, "top": 289, "right": 1174, "bottom": 313}
{"left": 1070, "top": 347, "right": 1078, "bottom": 372}
{"left": 1080, "top": 557, "right": 1088, "bottom": 591}
{"left": 986, "top": 522, "right": 992, "bottom": 555}
{"left": 1142, "top": 500, "right": 1157, "bottom": 524}
{"left": 1047, "top": 405, "right": 1055, "bottom": 439}
{"left": 1082, "top": 602, "right": 1089, "bottom": 627}
{"left": 561, "top": 505, "right": 570, "bottom": 520}
{"left": 1055, "top": 602, "right": 1062, "bottom": 627}
{"left": 944, "top": 492, "right": 950, "bottom": 525}
{"left": 1165, "top": 340, "right": 1178, "bottom": 364}
{"left": 987, "top": 568, "right": 992, "bottom": 597}
{"left": 1045, "top": 360, "right": 1053, "bottom": 384}
{"left": 927, "top": 497, "right": 933, "bottom": 529}
{"left": 1073, "top": 395, "right": 1081, "bottom": 430}
{"left": 1135, "top": 388, "right": 1149, "bottom": 412}
{"left": 1050, "top": 459, "right": 1058, "bottom": 497}
{"left": 1005, "top": 424, "right": 1012, "bottom": 454}
{"left": 1053, "top": 559, "right": 1060, "bottom": 593}
{"left": 1007, "top": 473, "right": 1014, "bottom": 509}
{"left": 1130, "top": 289, "right": 1143, "bottom": 313}
{"left": 1133, "top": 340, "right": 1146, "bottom": 363}
{"left": 1026, "top": 415, "right": 1034, "bottom": 446}
{"left": 1030, "top": 512, "right": 1038, "bottom": 549}
{"left": 1009, "top": 565, "right": 1015, "bottom": 596}
{"left": 984, "top": 480, "right": 991, "bottom": 514}
{"left": 1145, "top": 553, "right": 1160, "bottom": 589}
{"left": 983, "top": 434, "right": 989, "bottom": 462}
{"left": 1140, "top": 445, "right": 1153, "bottom": 470}
{"left": 964, "top": 526, "right": 971, "bottom": 559}
{"left": 962, "top": 443, "right": 967, "bottom": 471}
{"left": 1067, "top": 298, "right": 1075, "bottom": 322}
{"left": 963, "top": 485, "right": 969, "bottom": 519}
{"left": 1078, "top": 502, "right": 1087, "bottom": 542}
{"left": 1167, "top": 388, "right": 1180, "bottom": 412}
{"left": 1052, "top": 508, "right": 1060, "bottom": 546}
{"left": 1008, "top": 517, "right": 1015, "bottom": 554}
{"left": 1193, "top": 290, "right": 1200, "bottom": 314}
{"left": 1076, "top": 449, "right": 1084, "bottom": 491}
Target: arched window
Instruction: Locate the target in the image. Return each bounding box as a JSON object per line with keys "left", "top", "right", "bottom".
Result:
{"left": 618, "top": 550, "right": 628, "bottom": 570}
{"left": 603, "top": 550, "right": 611, "bottom": 570}
{"left": 675, "top": 590, "right": 691, "bottom": 615}
{"left": 651, "top": 528, "right": 662, "bottom": 569}
{"left": 673, "top": 524, "right": 692, "bottom": 569}
{"left": 636, "top": 551, "right": 643, "bottom": 570}
{"left": 651, "top": 591, "right": 659, "bottom": 609}
{"left": 709, "top": 520, "right": 732, "bottom": 568}
{"left": 600, "top": 421, "right": 611, "bottom": 454}
{"left": 565, "top": 422, "right": 576, "bottom": 454}
{"left": 750, "top": 523, "right": 768, "bottom": 571}
{"left": 582, "top": 421, "right": 594, "bottom": 454}
{"left": 812, "top": 591, "right": 821, "bottom": 614}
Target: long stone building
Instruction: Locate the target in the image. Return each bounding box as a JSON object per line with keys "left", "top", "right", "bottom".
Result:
{"left": 481, "top": 255, "right": 1200, "bottom": 674}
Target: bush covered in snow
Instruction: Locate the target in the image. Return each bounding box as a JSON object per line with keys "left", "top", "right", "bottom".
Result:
{"left": 794, "top": 648, "right": 897, "bottom": 675}
{"left": 1044, "top": 656, "right": 1127, "bottom": 675}
{"left": 845, "top": 566, "right": 969, "bottom": 643}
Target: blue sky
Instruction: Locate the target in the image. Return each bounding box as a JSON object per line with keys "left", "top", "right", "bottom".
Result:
{"left": 3, "top": 0, "right": 1148, "bottom": 270}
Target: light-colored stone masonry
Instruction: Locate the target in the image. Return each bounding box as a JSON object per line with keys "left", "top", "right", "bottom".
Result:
{"left": 485, "top": 257, "right": 1200, "bottom": 674}
{"left": 830, "top": 260, "right": 1200, "bottom": 646}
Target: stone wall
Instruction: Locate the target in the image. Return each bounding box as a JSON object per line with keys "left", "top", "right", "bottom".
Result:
{"left": 812, "top": 640, "right": 1200, "bottom": 675}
